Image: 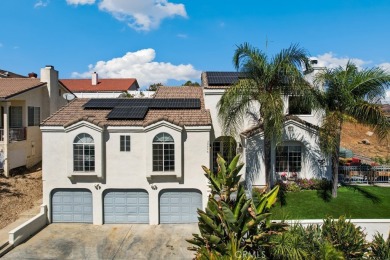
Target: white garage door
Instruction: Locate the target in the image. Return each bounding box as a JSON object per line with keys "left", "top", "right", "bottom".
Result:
{"left": 52, "top": 190, "right": 93, "bottom": 223}
{"left": 104, "top": 190, "right": 149, "bottom": 224}
{"left": 159, "top": 190, "right": 202, "bottom": 224}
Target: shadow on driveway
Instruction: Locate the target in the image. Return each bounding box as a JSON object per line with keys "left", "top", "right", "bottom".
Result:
{"left": 3, "top": 223, "right": 198, "bottom": 259}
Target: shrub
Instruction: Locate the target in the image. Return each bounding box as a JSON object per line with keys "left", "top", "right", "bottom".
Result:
{"left": 369, "top": 232, "right": 390, "bottom": 259}
{"left": 321, "top": 216, "right": 368, "bottom": 259}
{"left": 285, "top": 182, "right": 301, "bottom": 192}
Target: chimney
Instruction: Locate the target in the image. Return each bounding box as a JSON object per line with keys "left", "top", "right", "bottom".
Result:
{"left": 92, "top": 72, "right": 98, "bottom": 85}
{"left": 28, "top": 72, "right": 38, "bottom": 78}
{"left": 40, "top": 65, "right": 59, "bottom": 115}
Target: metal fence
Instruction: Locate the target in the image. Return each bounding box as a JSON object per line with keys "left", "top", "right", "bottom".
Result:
{"left": 0, "top": 128, "right": 26, "bottom": 142}
{"left": 339, "top": 165, "right": 390, "bottom": 184}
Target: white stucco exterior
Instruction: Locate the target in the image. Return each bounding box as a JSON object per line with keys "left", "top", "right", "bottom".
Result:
{"left": 41, "top": 121, "right": 211, "bottom": 225}
{"left": 0, "top": 66, "right": 70, "bottom": 175}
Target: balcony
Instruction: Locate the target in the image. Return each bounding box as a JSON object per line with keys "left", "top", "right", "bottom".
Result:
{"left": 0, "top": 128, "right": 27, "bottom": 142}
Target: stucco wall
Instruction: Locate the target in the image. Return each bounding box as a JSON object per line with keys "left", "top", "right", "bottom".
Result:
{"left": 41, "top": 121, "right": 211, "bottom": 225}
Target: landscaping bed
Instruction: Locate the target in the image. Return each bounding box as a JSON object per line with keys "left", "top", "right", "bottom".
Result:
{"left": 271, "top": 185, "right": 390, "bottom": 219}
{"left": 0, "top": 165, "right": 42, "bottom": 229}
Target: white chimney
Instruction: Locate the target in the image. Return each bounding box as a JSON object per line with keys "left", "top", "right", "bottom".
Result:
{"left": 40, "top": 65, "right": 59, "bottom": 115}
{"left": 92, "top": 72, "right": 98, "bottom": 85}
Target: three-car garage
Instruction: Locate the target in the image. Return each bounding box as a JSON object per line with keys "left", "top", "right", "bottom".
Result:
{"left": 51, "top": 188, "right": 202, "bottom": 224}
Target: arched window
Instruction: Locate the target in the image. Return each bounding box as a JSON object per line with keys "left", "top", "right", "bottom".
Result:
{"left": 73, "top": 133, "right": 95, "bottom": 172}
{"left": 212, "top": 136, "right": 237, "bottom": 172}
{"left": 153, "top": 133, "right": 174, "bottom": 172}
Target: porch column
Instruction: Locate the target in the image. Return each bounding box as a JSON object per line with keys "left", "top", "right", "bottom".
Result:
{"left": 2, "top": 102, "right": 10, "bottom": 177}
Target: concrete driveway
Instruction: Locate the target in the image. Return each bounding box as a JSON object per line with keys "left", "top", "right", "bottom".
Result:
{"left": 3, "top": 223, "right": 199, "bottom": 259}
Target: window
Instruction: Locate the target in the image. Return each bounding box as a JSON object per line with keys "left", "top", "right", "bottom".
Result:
{"left": 73, "top": 133, "right": 95, "bottom": 172}
{"left": 9, "top": 106, "right": 23, "bottom": 128}
{"left": 120, "top": 135, "right": 130, "bottom": 152}
{"left": 275, "top": 145, "right": 302, "bottom": 173}
{"left": 212, "top": 136, "right": 237, "bottom": 172}
{"left": 288, "top": 96, "right": 311, "bottom": 115}
{"left": 152, "top": 132, "right": 174, "bottom": 171}
{"left": 28, "top": 107, "right": 40, "bottom": 126}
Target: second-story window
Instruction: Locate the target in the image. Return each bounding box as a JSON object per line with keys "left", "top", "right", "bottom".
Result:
{"left": 9, "top": 106, "right": 23, "bottom": 128}
{"left": 288, "top": 96, "right": 311, "bottom": 115}
{"left": 120, "top": 135, "right": 131, "bottom": 152}
{"left": 73, "top": 133, "right": 95, "bottom": 172}
{"left": 28, "top": 107, "right": 40, "bottom": 126}
{"left": 153, "top": 132, "right": 174, "bottom": 172}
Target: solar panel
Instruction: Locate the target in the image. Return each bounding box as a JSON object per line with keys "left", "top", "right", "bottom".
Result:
{"left": 206, "top": 72, "right": 247, "bottom": 85}
{"left": 107, "top": 106, "right": 149, "bottom": 119}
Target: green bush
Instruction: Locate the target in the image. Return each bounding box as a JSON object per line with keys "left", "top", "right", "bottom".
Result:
{"left": 369, "top": 232, "right": 390, "bottom": 259}
{"left": 321, "top": 216, "right": 368, "bottom": 259}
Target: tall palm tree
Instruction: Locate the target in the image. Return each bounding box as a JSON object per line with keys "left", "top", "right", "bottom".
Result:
{"left": 217, "top": 43, "right": 314, "bottom": 189}
{"left": 315, "top": 62, "right": 390, "bottom": 198}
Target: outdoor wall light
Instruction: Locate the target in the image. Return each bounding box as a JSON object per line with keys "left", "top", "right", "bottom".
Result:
{"left": 287, "top": 126, "right": 294, "bottom": 134}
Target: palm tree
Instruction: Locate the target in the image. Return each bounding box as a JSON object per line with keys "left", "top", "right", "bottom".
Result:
{"left": 217, "top": 43, "right": 315, "bottom": 189}
{"left": 315, "top": 61, "right": 390, "bottom": 198}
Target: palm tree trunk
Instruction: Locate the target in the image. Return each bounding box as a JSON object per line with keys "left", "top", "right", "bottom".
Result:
{"left": 331, "top": 120, "right": 343, "bottom": 198}
{"left": 264, "top": 137, "right": 272, "bottom": 191}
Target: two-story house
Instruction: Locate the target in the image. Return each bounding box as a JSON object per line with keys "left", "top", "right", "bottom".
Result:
{"left": 202, "top": 68, "right": 331, "bottom": 189}
{"left": 0, "top": 66, "right": 72, "bottom": 176}
{"left": 40, "top": 86, "right": 212, "bottom": 225}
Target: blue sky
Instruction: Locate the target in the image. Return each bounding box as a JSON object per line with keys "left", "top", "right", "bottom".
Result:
{"left": 1, "top": 0, "right": 390, "bottom": 94}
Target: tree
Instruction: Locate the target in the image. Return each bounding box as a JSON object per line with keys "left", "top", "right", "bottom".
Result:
{"left": 315, "top": 62, "right": 390, "bottom": 198}
{"left": 182, "top": 80, "right": 200, "bottom": 86}
{"left": 187, "top": 154, "right": 285, "bottom": 258}
{"left": 148, "top": 83, "right": 163, "bottom": 91}
{"left": 217, "top": 43, "right": 315, "bottom": 189}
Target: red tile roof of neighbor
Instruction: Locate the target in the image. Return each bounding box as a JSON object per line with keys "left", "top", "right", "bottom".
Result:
{"left": 41, "top": 86, "right": 212, "bottom": 127}
{"left": 60, "top": 78, "right": 139, "bottom": 92}
{"left": 0, "top": 78, "right": 45, "bottom": 99}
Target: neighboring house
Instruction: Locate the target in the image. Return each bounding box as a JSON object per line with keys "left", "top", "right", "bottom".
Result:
{"left": 0, "top": 69, "right": 27, "bottom": 78}
{"left": 202, "top": 67, "right": 331, "bottom": 189}
{"left": 0, "top": 66, "right": 72, "bottom": 176}
{"left": 61, "top": 72, "right": 139, "bottom": 98}
{"left": 40, "top": 86, "right": 212, "bottom": 225}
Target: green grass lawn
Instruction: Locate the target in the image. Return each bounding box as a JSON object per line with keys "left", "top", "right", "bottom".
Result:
{"left": 271, "top": 186, "right": 390, "bottom": 219}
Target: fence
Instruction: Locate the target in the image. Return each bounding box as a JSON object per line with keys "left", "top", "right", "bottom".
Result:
{"left": 339, "top": 165, "right": 390, "bottom": 184}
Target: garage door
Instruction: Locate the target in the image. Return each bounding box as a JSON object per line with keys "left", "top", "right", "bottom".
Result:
{"left": 104, "top": 190, "right": 149, "bottom": 224}
{"left": 52, "top": 190, "right": 93, "bottom": 223}
{"left": 160, "top": 190, "right": 202, "bottom": 224}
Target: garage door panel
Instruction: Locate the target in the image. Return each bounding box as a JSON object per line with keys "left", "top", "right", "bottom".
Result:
{"left": 104, "top": 190, "right": 149, "bottom": 224}
{"left": 52, "top": 190, "right": 93, "bottom": 223}
{"left": 159, "top": 190, "right": 202, "bottom": 224}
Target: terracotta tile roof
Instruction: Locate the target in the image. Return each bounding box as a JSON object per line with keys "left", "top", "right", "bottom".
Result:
{"left": 241, "top": 115, "right": 319, "bottom": 138}
{"left": 41, "top": 86, "right": 212, "bottom": 128}
{"left": 60, "top": 78, "right": 139, "bottom": 92}
{"left": 0, "top": 78, "right": 45, "bottom": 99}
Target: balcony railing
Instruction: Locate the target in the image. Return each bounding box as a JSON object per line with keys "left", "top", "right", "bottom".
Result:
{"left": 0, "top": 128, "right": 27, "bottom": 142}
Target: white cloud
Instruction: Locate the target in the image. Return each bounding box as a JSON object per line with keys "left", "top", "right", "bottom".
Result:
{"left": 379, "top": 62, "right": 390, "bottom": 73}
{"left": 71, "top": 48, "right": 200, "bottom": 88}
{"left": 97, "top": 0, "right": 187, "bottom": 31}
{"left": 313, "top": 52, "right": 369, "bottom": 70}
{"left": 177, "top": 33, "right": 187, "bottom": 39}
{"left": 66, "top": 0, "right": 95, "bottom": 5}
{"left": 34, "top": 0, "right": 50, "bottom": 8}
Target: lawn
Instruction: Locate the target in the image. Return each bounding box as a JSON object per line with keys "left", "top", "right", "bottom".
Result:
{"left": 271, "top": 186, "right": 390, "bottom": 219}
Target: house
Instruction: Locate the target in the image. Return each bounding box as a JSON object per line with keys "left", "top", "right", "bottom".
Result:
{"left": 0, "top": 66, "right": 72, "bottom": 176}
{"left": 0, "top": 69, "right": 27, "bottom": 78}
{"left": 202, "top": 68, "right": 331, "bottom": 188}
{"left": 40, "top": 86, "right": 212, "bottom": 225}
{"left": 60, "top": 72, "right": 140, "bottom": 98}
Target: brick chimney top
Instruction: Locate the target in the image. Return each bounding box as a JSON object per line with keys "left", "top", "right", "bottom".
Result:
{"left": 28, "top": 72, "right": 38, "bottom": 78}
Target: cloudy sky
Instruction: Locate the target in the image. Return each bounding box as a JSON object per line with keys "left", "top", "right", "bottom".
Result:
{"left": 1, "top": 0, "right": 390, "bottom": 98}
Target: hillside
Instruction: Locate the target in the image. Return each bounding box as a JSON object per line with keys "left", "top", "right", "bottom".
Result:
{"left": 340, "top": 121, "right": 389, "bottom": 161}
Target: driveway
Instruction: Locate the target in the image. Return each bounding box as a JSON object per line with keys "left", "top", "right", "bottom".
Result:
{"left": 3, "top": 223, "right": 199, "bottom": 259}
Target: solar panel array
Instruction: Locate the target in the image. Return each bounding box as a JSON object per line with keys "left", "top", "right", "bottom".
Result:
{"left": 206, "top": 72, "right": 247, "bottom": 85}
{"left": 107, "top": 106, "right": 148, "bottom": 119}
{"left": 83, "top": 98, "right": 201, "bottom": 120}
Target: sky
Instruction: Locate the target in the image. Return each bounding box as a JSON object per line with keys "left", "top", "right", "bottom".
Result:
{"left": 1, "top": 0, "right": 390, "bottom": 100}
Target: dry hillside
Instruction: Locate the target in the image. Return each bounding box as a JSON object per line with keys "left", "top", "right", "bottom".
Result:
{"left": 340, "top": 121, "right": 389, "bottom": 160}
